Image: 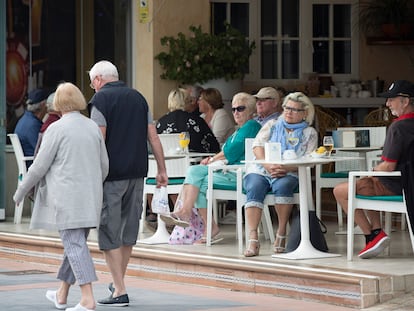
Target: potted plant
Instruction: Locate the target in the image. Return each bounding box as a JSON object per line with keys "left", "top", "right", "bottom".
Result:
{"left": 358, "top": 0, "right": 413, "bottom": 38}
{"left": 155, "top": 24, "right": 255, "bottom": 85}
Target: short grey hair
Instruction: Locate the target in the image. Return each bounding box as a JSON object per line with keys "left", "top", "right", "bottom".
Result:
{"left": 183, "top": 84, "right": 203, "bottom": 100}
{"left": 46, "top": 92, "right": 55, "bottom": 112}
{"left": 282, "top": 92, "right": 315, "bottom": 125}
{"left": 88, "top": 60, "right": 119, "bottom": 81}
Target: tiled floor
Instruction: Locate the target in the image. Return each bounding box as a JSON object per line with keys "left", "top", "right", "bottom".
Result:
{"left": 2, "top": 213, "right": 414, "bottom": 278}
{"left": 0, "top": 258, "right": 366, "bottom": 311}
{"left": 2, "top": 213, "right": 414, "bottom": 309}
{"left": 2, "top": 184, "right": 414, "bottom": 310}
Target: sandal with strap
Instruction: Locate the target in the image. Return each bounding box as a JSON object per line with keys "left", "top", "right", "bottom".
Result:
{"left": 159, "top": 213, "right": 190, "bottom": 228}
{"left": 274, "top": 234, "right": 287, "bottom": 253}
{"left": 244, "top": 239, "right": 260, "bottom": 257}
{"left": 194, "top": 234, "right": 223, "bottom": 245}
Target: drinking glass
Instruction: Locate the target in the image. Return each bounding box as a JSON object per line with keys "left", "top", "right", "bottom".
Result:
{"left": 323, "top": 136, "right": 334, "bottom": 157}
{"left": 286, "top": 131, "right": 299, "bottom": 148}
{"left": 178, "top": 132, "right": 190, "bottom": 154}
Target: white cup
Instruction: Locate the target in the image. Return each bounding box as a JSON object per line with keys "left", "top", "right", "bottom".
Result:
{"left": 283, "top": 149, "right": 297, "bottom": 160}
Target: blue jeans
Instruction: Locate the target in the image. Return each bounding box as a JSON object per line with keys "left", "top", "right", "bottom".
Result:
{"left": 243, "top": 173, "right": 298, "bottom": 209}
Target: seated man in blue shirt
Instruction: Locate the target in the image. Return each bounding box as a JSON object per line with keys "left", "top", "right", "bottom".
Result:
{"left": 14, "top": 88, "right": 48, "bottom": 165}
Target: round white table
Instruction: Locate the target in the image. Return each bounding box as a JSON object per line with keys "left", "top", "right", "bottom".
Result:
{"left": 247, "top": 155, "right": 361, "bottom": 260}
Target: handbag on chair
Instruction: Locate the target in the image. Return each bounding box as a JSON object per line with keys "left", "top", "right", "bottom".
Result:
{"left": 285, "top": 207, "right": 328, "bottom": 253}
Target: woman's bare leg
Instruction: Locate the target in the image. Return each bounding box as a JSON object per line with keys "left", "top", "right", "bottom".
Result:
{"left": 244, "top": 206, "right": 263, "bottom": 257}
{"left": 174, "top": 184, "right": 199, "bottom": 220}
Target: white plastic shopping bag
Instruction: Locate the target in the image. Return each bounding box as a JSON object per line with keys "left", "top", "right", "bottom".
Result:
{"left": 152, "top": 186, "right": 169, "bottom": 214}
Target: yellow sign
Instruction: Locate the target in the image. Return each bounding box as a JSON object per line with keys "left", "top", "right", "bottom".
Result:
{"left": 139, "top": 0, "right": 149, "bottom": 23}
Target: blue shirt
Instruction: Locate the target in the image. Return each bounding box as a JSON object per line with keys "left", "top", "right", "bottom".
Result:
{"left": 254, "top": 111, "right": 281, "bottom": 126}
{"left": 14, "top": 111, "right": 42, "bottom": 157}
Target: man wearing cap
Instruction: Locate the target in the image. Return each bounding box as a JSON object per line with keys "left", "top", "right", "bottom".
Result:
{"left": 334, "top": 80, "right": 414, "bottom": 259}
{"left": 253, "top": 86, "right": 283, "bottom": 126}
{"left": 14, "top": 88, "right": 48, "bottom": 161}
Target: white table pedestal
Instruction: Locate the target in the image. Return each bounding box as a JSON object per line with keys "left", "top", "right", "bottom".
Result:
{"left": 271, "top": 165, "right": 341, "bottom": 260}
{"left": 137, "top": 215, "right": 170, "bottom": 244}
{"left": 272, "top": 240, "right": 341, "bottom": 260}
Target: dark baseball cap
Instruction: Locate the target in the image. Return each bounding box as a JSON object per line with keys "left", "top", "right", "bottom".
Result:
{"left": 26, "top": 89, "right": 48, "bottom": 105}
{"left": 378, "top": 80, "right": 414, "bottom": 98}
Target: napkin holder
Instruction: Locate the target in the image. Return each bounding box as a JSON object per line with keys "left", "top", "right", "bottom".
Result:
{"left": 265, "top": 142, "right": 282, "bottom": 161}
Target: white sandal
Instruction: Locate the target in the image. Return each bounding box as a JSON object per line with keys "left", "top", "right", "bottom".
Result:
{"left": 244, "top": 239, "right": 260, "bottom": 257}
{"left": 274, "top": 234, "right": 287, "bottom": 253}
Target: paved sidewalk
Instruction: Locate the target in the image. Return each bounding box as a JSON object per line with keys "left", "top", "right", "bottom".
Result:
{"left": 0, "top": 257, "right": 411, "bottom": 311}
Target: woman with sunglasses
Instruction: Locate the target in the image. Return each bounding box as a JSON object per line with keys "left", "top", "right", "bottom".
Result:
{"left": 243, "top": 92, "right": 318, "bottom": 257}
{"left": 161, "top": 92, "right": 261, "bottom": 243}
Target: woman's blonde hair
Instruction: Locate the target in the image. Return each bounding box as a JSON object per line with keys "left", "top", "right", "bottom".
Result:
{"left": 53, "top": 82, "right": 87, "bottom": 113}
{"left": 232, "top": 92, "right": 256, "bottom": 117}
{"left": 282, "top": 92, "right": 315, "bottom": 125}
{"left": 167, "top": 88, "right": 187, "bottom": 111}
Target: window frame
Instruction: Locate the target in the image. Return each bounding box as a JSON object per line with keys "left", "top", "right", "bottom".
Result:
{"left": 300, "top": 0, "right": 359, "bottom": 82}
{"left": 210, "top": 0, "right": 359, "bottom": 83}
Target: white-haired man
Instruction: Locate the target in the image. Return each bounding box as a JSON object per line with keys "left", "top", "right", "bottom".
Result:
{"left": 88, "top": 60, "right": 168, "bottom": 306}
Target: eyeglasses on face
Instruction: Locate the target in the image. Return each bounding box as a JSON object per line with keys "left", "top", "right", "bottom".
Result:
{"left": 89, "top": 75, "right": 99, "bottom": 89}
{"left": 89, "top": 80, "right": 95, "bottom": 89}
{"left": 231, "top": 106, "right": 247, "bottom": 113}
{"left": 283, "top": 106, "right": 305, "bottom": 113}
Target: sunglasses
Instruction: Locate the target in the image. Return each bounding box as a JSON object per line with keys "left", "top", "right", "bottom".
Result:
{"left": 231, "top": 106, "right": 247, "bottom": 113}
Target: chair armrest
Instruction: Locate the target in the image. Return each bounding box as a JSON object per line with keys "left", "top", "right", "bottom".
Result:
{"left": 207, "top": 164, "right": 244, "bottom": 174}
{"left": 207, "top": 164, "right": 244, "bottom": 192}
{"left": 348, "top": 171, "right": 401, "bottom": 210}
{"left": 348, "top": 171, "right": 401, "bottom": 178}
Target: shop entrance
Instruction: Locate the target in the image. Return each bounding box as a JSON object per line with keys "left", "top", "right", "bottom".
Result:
{"left": 2, "top": 0, "right": 132, "bottom": 219}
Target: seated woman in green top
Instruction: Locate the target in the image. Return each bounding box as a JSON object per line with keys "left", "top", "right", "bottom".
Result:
{"left": 161, "top": 92, "right": 261, "bottom": 242}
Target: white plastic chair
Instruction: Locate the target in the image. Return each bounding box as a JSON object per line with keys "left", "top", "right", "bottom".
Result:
{"left": 7, "top": 133, "right": 34, "bottom": 224}
{"left": 138, "top": 134, "right": 189, "bottom": 238}
{"left": 315, "top": 126, "right": 386, "bottom": 229}
{"left": 206, "top": 138, "right": 278, "bottom": 253}
{"left": 205, "top": 163, "right": 244, "bottom": 252}
{"left": 347, "top": 171, "right": 414, "bottom": 261}
{"left": 315, "top": 160, "right": 349, "bottom": 230}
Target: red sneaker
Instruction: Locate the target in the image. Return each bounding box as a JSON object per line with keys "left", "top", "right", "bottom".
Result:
{"left": 358, "top": 230, "right": 390, "bottom": 259}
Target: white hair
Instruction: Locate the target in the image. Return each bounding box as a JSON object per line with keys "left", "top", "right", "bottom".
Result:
{"left": 88, "top": 60, "right": 119, "bottom": 81}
